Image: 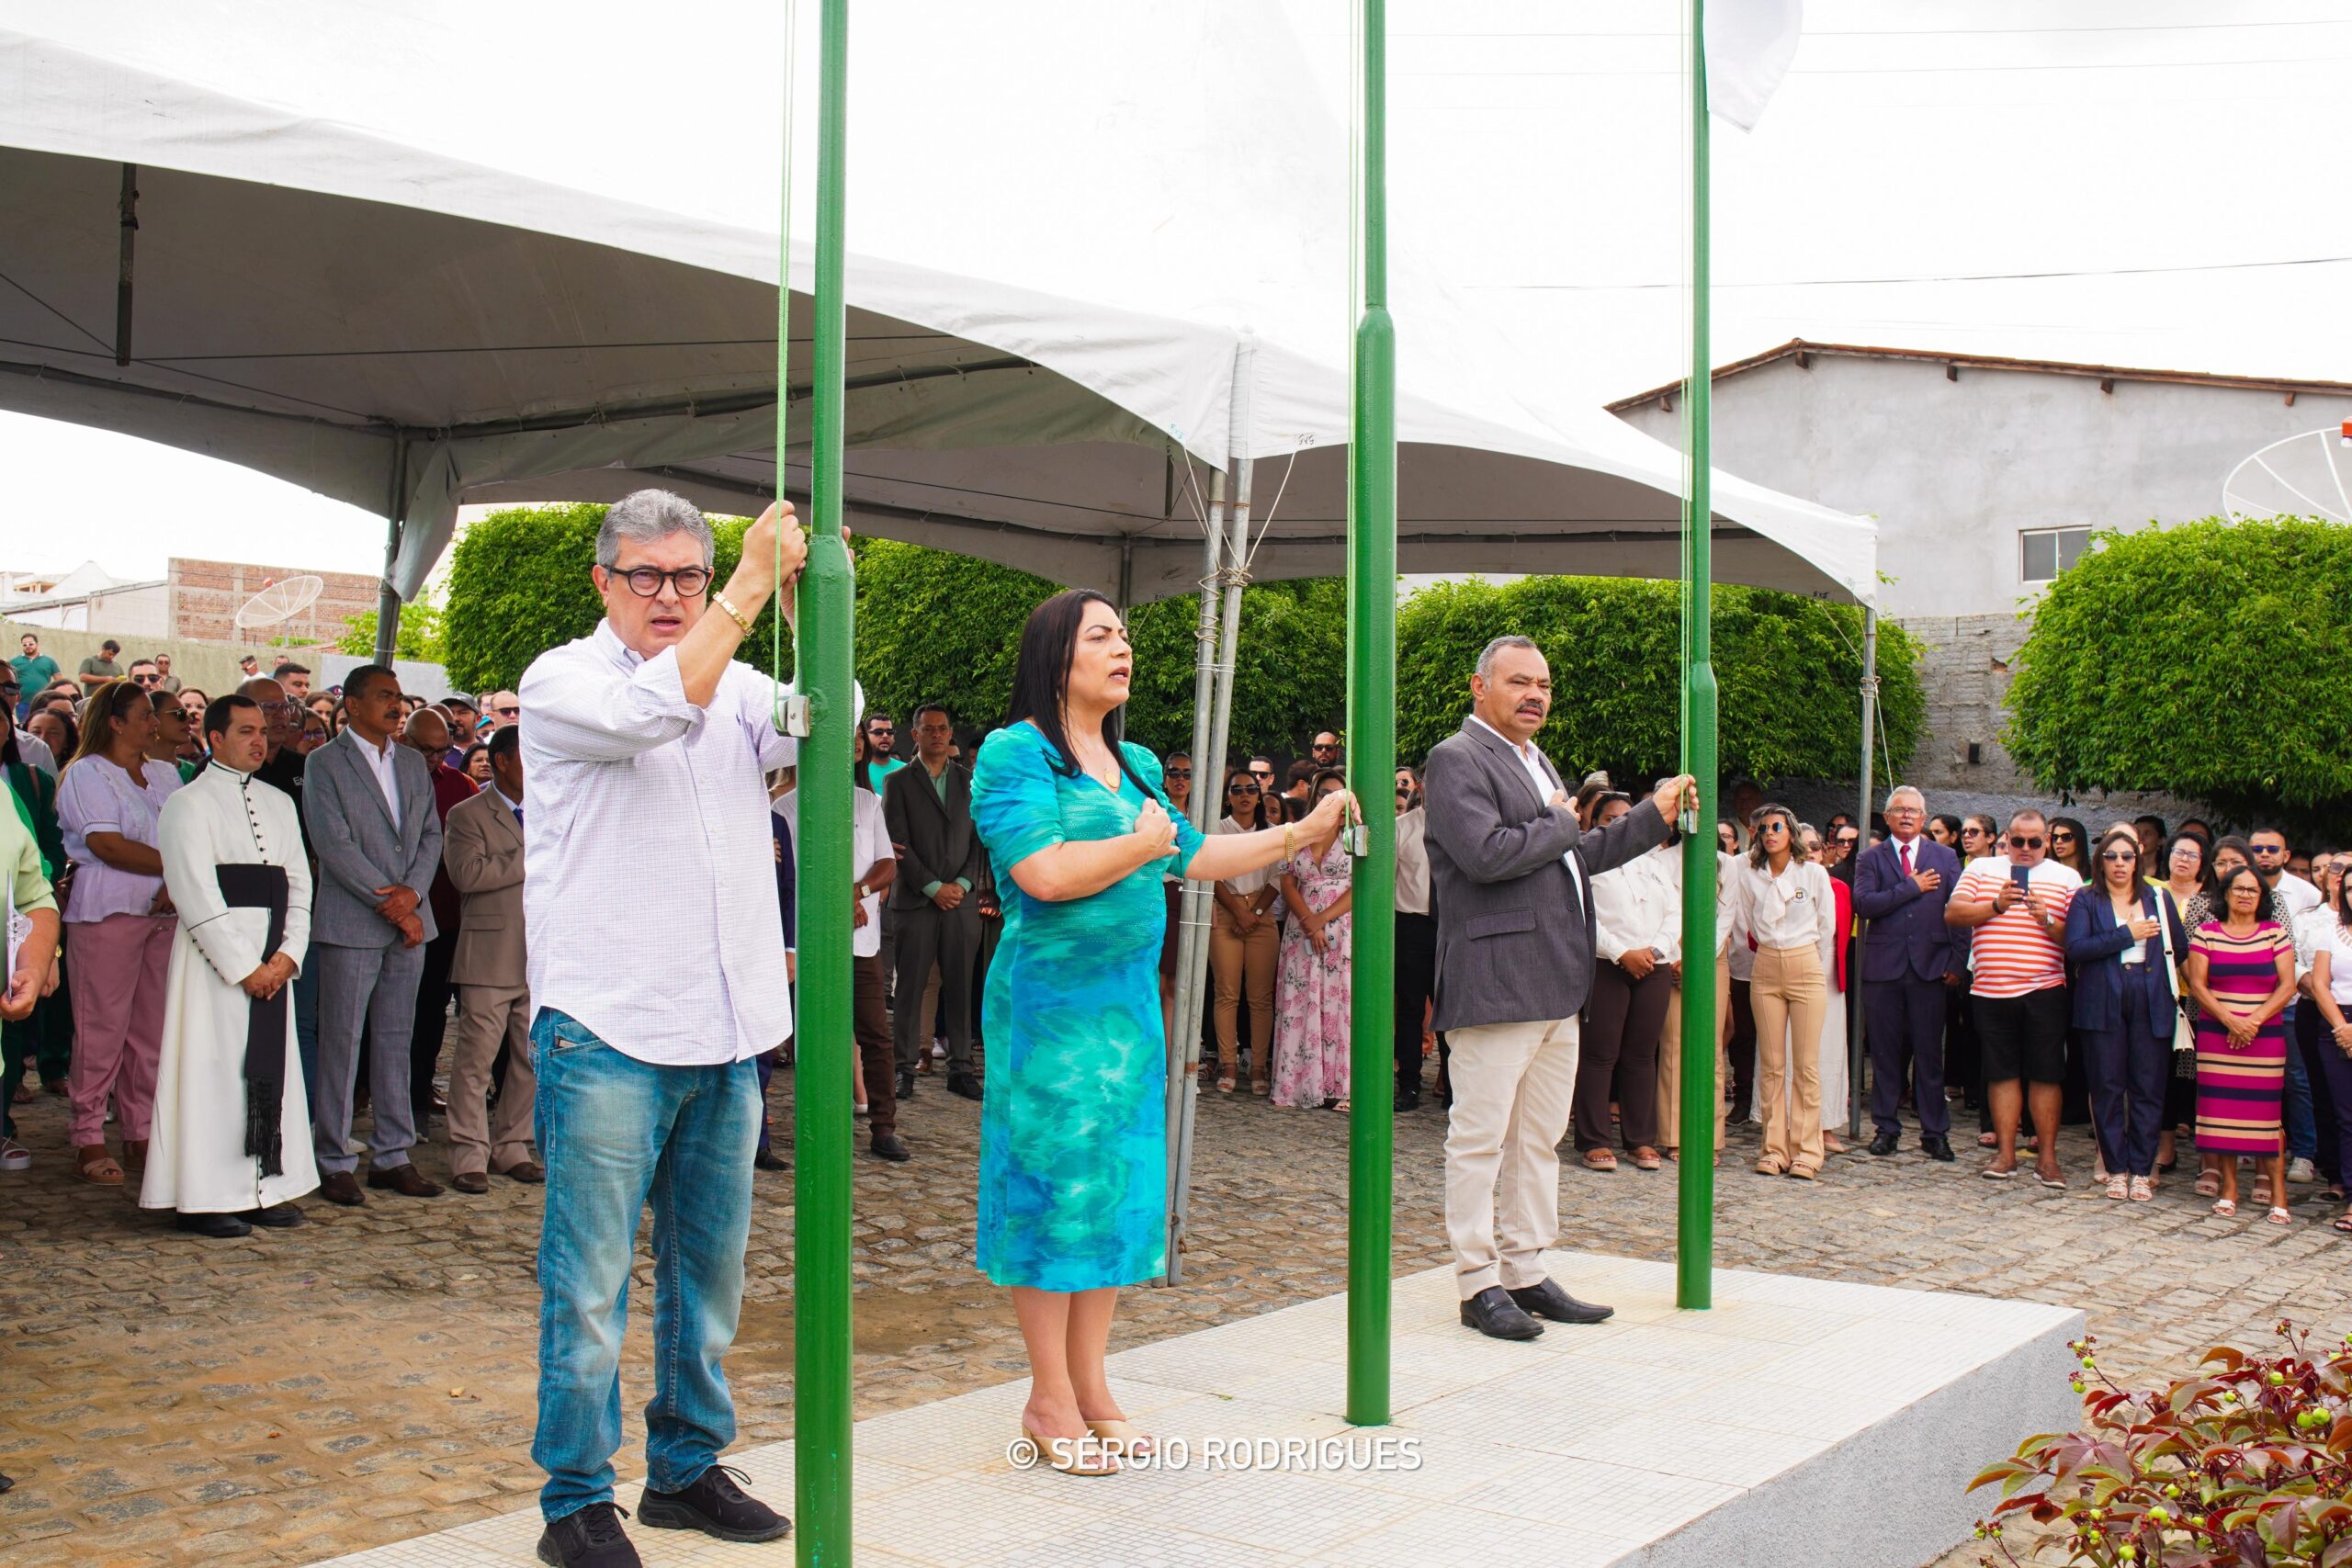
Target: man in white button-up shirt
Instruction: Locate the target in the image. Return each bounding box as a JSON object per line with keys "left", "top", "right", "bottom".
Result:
{"left": 521, "top": 490, "right": 808, "bottom": 1567}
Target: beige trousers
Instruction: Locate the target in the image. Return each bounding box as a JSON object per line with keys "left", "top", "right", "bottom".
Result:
{"left": 1750, "top": 943, "right": 1826, "bottom": 1174}
{"left": 1442, "top": 1015, "right": 1579, "bottom": 1299}
{"left": 1657, "top": 953, "right": 1735, "bottom": 1153}
{"left": 1208, "top": 909, "right": 1278, "bottom": 1081}
{"left": 447, "top": 982, "right": 537, "bottom": 1177}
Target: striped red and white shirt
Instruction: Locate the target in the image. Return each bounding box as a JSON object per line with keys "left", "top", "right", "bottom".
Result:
{"left": 1953, "top": 855, "right": 2083, "bottom": 998}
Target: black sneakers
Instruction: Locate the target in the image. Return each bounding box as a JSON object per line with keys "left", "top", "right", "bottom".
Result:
{"left": 537, "top": 1503, "right": 642, "bottom": 1568}
{"left": 639, "top": 1463, "right": 792, "bottom": 1543}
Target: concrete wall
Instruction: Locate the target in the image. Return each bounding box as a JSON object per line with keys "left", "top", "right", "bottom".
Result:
{"left": 1614, "top": 355, "right": 2352, "bottom": 621}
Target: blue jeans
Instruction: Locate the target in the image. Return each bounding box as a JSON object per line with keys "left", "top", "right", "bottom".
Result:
{"left": 2283, "top": 1001, "right": 2318, "bottom": 1162}
{"left": 531, "top": 1009, "right": 759, "bottom": 1522}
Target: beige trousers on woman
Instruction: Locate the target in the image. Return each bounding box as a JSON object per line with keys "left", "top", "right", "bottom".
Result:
{"left": 1657, "top": 953, "right": 1734, "bottom": 1154}
{"left": 1208, "top": 908, "right": 1278, "bottom": 1083}
{"left": 1750, "top": 942, "right": 1826, "bottom": 1175}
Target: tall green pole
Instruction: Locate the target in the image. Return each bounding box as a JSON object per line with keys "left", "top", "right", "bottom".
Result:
{"left": 794, "top": 0, "right": 854, "bottom": 1561}
{"left": 1345, "top": 0, "right": 1396, "bottom": 1429}
{"left": 1675, "top": 0, "right": 1719, "bottom": 1314}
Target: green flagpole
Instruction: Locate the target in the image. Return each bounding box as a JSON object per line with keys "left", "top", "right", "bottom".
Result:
{"left": 795, "top": 0, "right": 854, "bottom": 1560}
{"left": 1345, "top": 0, "right": 1396, "bottom": 1429}
{"left": 1676, "top": 0, "right": 1719, "bottom": 1314}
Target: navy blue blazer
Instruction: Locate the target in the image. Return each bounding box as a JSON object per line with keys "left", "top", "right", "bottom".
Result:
{"left": 2063, "top": 884, "right": 2187, "bottom": 1035}
{"left": 1851, "top": 836, "right": 1962, "bottom": 984}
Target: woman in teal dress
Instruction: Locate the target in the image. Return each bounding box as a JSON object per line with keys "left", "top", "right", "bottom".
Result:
{"left": 973, "top": 589, "right": 1350, "bottom": 1474}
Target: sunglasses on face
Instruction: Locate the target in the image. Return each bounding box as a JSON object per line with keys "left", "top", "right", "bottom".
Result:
{"left": 1312, "top": 744, "right": 1338, "bottom": 753}
{"left": 1167, "top": 768, "right": 1192, "bottom": 778}
{"left": 2099, "top": 850, "right": 2136, "bottom": 863}
{"left": 2009, "top": 835, "right": 2043, "bottom": 850}
{"left": 1229, "top": 783, "right": 1260, "bottom": 794}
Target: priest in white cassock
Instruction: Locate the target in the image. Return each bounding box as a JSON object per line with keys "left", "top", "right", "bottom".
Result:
{"left": 141, "top": 694, "right": 319, "bottom": 1238}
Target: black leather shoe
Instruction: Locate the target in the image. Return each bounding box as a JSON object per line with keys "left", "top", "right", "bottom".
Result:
{"left": 752, "top": 1149, "right": 789, "bottom": 1172}
{"left": 450, "top": 1172, "right": 490, "bottom": 1195}
{"left": 238, "top": 1203, "right": 306, "bottom": 1228}
{"left": 947, "top": 1071, "right": 983, "bottom": 1101}
{"left": 175, "top": 1211, "right": 253, "bottom": 1238}
{"left": 1395, "top": 1086, "right": 1421, "bottom": 1111}
{"left": 1923, "top": 1134, "right": 1956, "bottom": 1162}
{"left": 1507, "top": 1278, "right": 1614, "bottom": 1325}
{"left": 895, "top": 1068, "right": 916, "bottom": 1100}
{"left": 869, "top": 1132, "right": 911, "bottom": 1162}
{"left": 318, "top": 1170, "right": 365, "bottom": 1207}
{"left": 537, "top": 1501, "right": 642, "bottom": 1568}
{"left": 1869, "top": 1129, "right": 1901, "bottom": 1157}
{"left": 639, "top": 1463, "right": 791, "bottom": 1543}
{"left": 1459, "top": 1285, "right": 1544, "bottom": 1340}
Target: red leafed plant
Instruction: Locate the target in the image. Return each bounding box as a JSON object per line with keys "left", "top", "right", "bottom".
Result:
{"left": 1967, "top": 1324, "right": 2352, "bottom": 1566}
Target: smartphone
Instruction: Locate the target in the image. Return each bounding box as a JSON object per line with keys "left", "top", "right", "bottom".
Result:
{"left": 2009, "top": 865, "right": 2033, "bottom": 897}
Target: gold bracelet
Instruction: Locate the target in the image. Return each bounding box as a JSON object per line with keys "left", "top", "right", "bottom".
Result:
{"left": 711, "top": 590, "right": 754, "bottom": 635}
{"left": 1283, "top": 822, "right": 1295, "bottom": 858}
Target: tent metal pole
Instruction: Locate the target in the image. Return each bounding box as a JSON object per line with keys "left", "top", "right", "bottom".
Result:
{"left": 1849, "top": 605, "right": 1879, "bottom": 1141}
{"left": 1168, "top": 341, "right": 1259, "bottom": 1291}
{"left": 795, "top": 0, "right": 855, "bottom": 1561}
{"left": 1675, "top": 0, "right": 1719, "bottom": 1314}
{"left": 114, "top": 164, "right": 137, "bottom": 367}
{"left": 1159, "top": 463, "right": 1227, "bottom": 1286}
{"left": 1345, "top": 0, "right": 1396, "bottom": 1430}
{"left": 373, "top": 436, "right": 406, "bottom": 669}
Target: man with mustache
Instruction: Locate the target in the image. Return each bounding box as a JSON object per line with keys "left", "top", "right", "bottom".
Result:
{"left": 1422, "top": 634, "right": 1693, "bottom": 1341}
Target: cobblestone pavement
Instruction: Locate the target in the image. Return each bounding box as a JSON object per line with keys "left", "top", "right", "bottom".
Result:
{"left": 2, "top": 1072, "right": 2343, "bottom": 1568}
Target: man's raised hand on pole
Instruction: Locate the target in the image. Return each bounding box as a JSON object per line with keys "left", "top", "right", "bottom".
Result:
{"left": 1649, "top": 773, "right": 1697, "bottom": 826}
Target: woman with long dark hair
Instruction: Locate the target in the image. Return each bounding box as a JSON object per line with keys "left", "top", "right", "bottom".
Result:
{"left": 971, "top": 590, "right": 1350, "bottom": 1473}
{"left": 1208, "top": 765, "right": 1279, "bottom": 1094}
{"left": 2064, "top": 826, "right": 2186, "bottom": 1201}
{"left": 2048, "top": 817, "right": 2092, "bottom": 880}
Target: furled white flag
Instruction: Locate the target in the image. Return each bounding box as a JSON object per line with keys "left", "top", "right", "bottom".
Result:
{"left": 1704, "top": 0, "right": 1803, "bottom": 130}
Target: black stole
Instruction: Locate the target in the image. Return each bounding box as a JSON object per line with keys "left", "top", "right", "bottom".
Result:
{"left": 215, "top": 863, "right": 290, "bottom": 1179}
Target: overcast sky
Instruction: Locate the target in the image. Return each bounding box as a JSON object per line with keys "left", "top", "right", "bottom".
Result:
{"left": 6, "top": 0, "right": 2346, "bottom": 583}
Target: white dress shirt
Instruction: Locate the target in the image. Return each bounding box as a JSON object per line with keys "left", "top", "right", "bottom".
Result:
{"left": 519, "top": 619, "right": 814, "bottom": 1066}
{"left": 1728, "top": 855, "right": 1836, "bottom": 950}
{"left": 352, "top": 731, "right": 402, "bottom": 820}
{"left": 1592, "top": 840, "right": 1682, "bottom": 964}
{"left": 1467, "top": 715, "right": 1586, "bottom": 908}
{"left": 1213, "top": 815, "right": 1279, "bottom": 898}
{"left": 776, "top": 785, "right": 891, "bottom": 960}
{"left": 2276, "top": 871, "right": 2324, "bottom": 920}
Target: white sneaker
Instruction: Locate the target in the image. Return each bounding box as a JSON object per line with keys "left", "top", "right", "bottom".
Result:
{"left": 0, "top": 1137, "right": 29, "bottom": 1171}
{"left": 2288, "top": 1157, "right": 2319, "bottom": 1185}
{"left": 930, "top": 1042, "right": 946, "bottom": 1060}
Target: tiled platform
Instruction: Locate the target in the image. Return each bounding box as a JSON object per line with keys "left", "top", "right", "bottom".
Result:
{"left": 312, "top": 1254, "right": 2081, "bottom": 1568}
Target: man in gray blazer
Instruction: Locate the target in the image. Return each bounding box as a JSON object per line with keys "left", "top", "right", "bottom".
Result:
{"left": 883, "top": 702, "right": 983, "bottom": 1101}
{"left": 301, "top": 664, "right": 445, "bottom": 1204}
{"left": 441, "top": 724, "right": 540, "bottom": 1193}
{"left": 1423, "top": 635, "right": 1690, "bottom": 1340}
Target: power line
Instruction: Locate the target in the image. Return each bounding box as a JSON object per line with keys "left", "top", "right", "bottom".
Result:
{"left": 1404, "top": 55, "right": 2352, "bottom": 77}
{"left": 1469, "top": 255, "right": 2352, "bottom": 293}
{"left": 1394, "top": 19, "right": 2352, "bottom": 39}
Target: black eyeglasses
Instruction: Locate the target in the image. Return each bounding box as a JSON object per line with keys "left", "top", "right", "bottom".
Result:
{"left": 1166, "top": 767, "right": 1192, "bottom": 778}
{"left": 493, "top": 705, "right": 520, "bottom": 717}
{"left": 1229, "top": 782, "right": 1260, "bottom": 795}
{"left": 2098, "top": 850, "right": 2136, "bottom": 863}
{"left": 2009, "top": 835, "right": 2044, "bottom": 850}
{"left": 2051, "top": 831, "right": 2076, "bottom": 843}
{"left": 605, "top": 564, "right": 712, "bottom": 598}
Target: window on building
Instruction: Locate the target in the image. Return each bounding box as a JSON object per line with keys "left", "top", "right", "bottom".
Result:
{"left": 2019, "top": 526, "right": 2092, "bottom": 585}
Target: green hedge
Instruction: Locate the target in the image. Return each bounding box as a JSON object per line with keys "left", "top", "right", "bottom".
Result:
{"left": 2005, "top": 515, "right": 2352, "bottom": 830}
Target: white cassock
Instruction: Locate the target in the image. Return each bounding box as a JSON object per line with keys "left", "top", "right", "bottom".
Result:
{"left": 141, "top": 763, "right": 319, "bottom": 1214}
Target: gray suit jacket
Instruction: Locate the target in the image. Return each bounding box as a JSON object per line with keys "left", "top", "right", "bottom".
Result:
{"left": 443, "top": 788, "right": 525, "bottom": 988}
{"left": 301, "top": 730, "right": 443, "bottom": 949}
{"left": 1422, "top": 716, "right": 1671, "bottom": 1032}
{"left": 882, "top": 760, "right": 980, "bottom": 912}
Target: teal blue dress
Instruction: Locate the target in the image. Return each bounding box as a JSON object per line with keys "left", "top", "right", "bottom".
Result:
{"left": 970, "top": 723, "right": 1204, "bottom": 1292}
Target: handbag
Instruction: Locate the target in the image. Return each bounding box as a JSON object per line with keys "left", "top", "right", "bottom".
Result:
{"left": 2151, "top": 887, "right": 2197, "bottom": 1056}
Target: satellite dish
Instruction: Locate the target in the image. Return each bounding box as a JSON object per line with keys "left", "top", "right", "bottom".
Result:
{"left": 232, "top": 573, "right": 325, "bottom": 633}
{"left": 2222, "top": 423, "right": 2352, "bottom": 525}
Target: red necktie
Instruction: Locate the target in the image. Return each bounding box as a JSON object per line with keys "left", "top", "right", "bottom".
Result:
{"left": 1901, "top": 840, "right": 1912, "bottom": 879}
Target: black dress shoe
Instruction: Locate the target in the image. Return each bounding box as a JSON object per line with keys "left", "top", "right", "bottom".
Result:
{"left": 238, "top": 1203, "right": 306, "bottom": 1228}
{"left": 318, "top": 1171, "right": 366, "bottom": 1207}
{"left": 1507, "top": 1277, "right": 1614, "bottom": 1325}
{"left": 639, "top": 1463, "right": 791, "bottom": 1543}
{"left": 367, "top": 1163, "right": 444, "bottom": 1198}
{"left": 1868, "top": 1129, "right": 1901, "bottom": 1157}
{"left": 1922, "top": 1134, "right": 1956, "bottom": 1162}
{"left": 895, "top": 1068, "right": 916, "bottom": 1100}
{"left": 175, "top": 1211, "right": 253, "bottom": 1238}
{"left": 752, "top": 1149, "right": 789, "bottom": 1172}
{"left": 869, "top": 1132, "right": 911, "bottom": 1162}
{"left": 947, "top": 1071, "right": 983, "bottom": 1101}
{"left": 1459, "top": 1285, "right": 1544, "bottom": 1340}
{"left": 1394, "top": 1086, "right": 1421, "bottom": 1111}
{"left": 450, "top": 1172, "right": 490, "bottom": 1195}
{"left": 537, "top": 1501, "right": 643, "bottom": 1568}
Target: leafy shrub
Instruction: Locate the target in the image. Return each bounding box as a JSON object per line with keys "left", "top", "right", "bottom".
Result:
{"left": 1970, "top": 1325, "right": 2352, "bottom": 1566}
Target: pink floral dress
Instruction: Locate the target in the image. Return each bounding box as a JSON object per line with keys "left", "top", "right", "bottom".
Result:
{"left": 1272, "top": 838, "right": 1351, "bottom": 1107}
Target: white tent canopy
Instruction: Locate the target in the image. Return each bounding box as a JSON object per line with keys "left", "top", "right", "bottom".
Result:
{"left": 0, "top": 5, "right": 1875, "bottom": 606}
